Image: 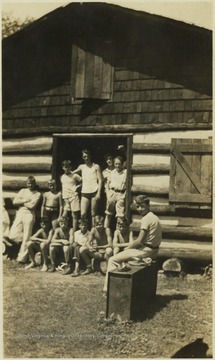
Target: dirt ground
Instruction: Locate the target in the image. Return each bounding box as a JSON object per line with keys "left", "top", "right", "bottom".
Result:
{"left": 3, "top": 258, "right": 213, "bottom": 358}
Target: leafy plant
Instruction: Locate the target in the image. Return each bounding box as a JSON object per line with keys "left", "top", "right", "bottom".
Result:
{"left": 2, "top": 11, "right": 34, "bottom": 38}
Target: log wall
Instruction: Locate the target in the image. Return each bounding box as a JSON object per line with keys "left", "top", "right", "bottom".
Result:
{"left": 2, "top": 129, "right": 213, "bottom": 262}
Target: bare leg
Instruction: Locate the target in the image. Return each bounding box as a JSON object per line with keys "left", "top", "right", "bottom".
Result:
{"left": 91, "top": 196, "right": 98, "bottom": 227}
{"left": 72, "top": 211, "right": 79, "bottom": 232}
{"left": 113, "top": 246, "right": 120, "bottom": 255}
{"left": 104, "top": 214, "right": 111, "bottom": 229}
{"left": 49, "top": 245, "right": 58, "bottom": 271}
{"left": 81, "top": 196, "right": 90, "bottom": 219}
{"left": 24, "top": 241, "right": 38, "bottom": 269}
{"left": 40, "top": 242, "right": 49, "bottom": 271}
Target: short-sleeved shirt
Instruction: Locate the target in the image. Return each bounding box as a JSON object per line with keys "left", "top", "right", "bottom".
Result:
{"left": 61, "top": 173, "right": 81, "bottom": 199}
{"left": 140, "top": 211, "right": 162, "bottom": 249}
{"left": 109, "top": 169, "right": 127, "bottom": 191}
{"left": 74, "top": 230, "right": 91, "bottom": 247}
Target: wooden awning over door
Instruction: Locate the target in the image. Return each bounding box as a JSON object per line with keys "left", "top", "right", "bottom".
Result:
{"left": 169, "top": 138, "right": 212, "bottom": 205}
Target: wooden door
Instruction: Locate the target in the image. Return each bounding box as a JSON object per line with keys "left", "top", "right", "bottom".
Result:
{"left": 169, "top": 138, "right": 212, "bottom": 205}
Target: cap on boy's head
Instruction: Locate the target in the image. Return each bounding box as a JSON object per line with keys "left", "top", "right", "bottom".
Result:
{"left": 48, "top": 179, "right": 56, "bottom": 185}
{"left": 104, "top": 153, "right": 113, "bottom": 161}
{"left": 78, "top": 218, "right": 88, "bottom": 225}
{"left": 62, "top": 160, "right": 71, "bottom": 167}
{"left": 135, "top": 195, "right": 150, "bottom": 206}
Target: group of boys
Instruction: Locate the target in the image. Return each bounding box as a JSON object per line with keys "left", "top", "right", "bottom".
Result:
{"left": 26, "top": 214, "right": 111, "bottom": 277}
{"left": 5, "top": 153, "right": 162, "bottom": 287}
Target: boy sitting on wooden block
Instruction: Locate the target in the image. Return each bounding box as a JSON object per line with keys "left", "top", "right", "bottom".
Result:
{"left": 103, "top": 195, "right": 162, "bottom": 292}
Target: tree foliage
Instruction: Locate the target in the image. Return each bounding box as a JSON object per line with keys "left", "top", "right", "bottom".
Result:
{"left": 2, "top": 12, "right": 34, "bottom": 39}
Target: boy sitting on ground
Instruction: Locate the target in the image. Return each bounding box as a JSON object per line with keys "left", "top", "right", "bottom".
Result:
{"left": 49, "top": 216, "right": 74, "bottom": 274}
{"left": 89, "top": 215, "right": 113, "bottom": 263}
{"left": 71, "top": 218, "right": 91, "bottom": 277}
{"left": 25, "top": 217, "right": 54, "bottom": 271}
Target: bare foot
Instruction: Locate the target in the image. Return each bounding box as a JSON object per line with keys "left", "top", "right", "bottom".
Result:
{"left": 41, "top": 264, "right": 48, "bottom": 272}
{"left": 25, "top": 262, "right": 37, "bottom": 269}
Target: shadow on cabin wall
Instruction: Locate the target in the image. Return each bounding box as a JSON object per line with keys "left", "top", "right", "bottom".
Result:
{"left": 80, "top": 99, "right": 108, "bottom": 120}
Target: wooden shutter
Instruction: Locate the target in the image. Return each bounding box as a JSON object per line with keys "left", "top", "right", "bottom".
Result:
{"left": 169, "top": 138, "right": 212, "bottom": 205}
{"left": 71, "top": 38, "right": 113, "bottom": 99}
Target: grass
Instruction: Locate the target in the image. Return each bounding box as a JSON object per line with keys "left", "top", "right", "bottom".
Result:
{"left": 3, "top": 259, "right": 212, "bottom": 358}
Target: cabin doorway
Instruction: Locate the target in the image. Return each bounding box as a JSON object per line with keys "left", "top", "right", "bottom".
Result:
{"left": 52, "top": 133, "right": 132, "bottom": 227}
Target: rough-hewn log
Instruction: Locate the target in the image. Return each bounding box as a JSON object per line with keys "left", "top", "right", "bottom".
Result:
{"left": 169, "top": 193, "right": 212, "bottom": 204}
{"left": 2, "top": 137, "right": 53, "bottom": 153}
{"left": 131, "top": 185, "right": 169, "bottom": 196}
{"left": 2, "top": 123, "right": 212, "bottom": 138}
{"left": 130, "top": 222, "right": 212, "bottom": 240}
{"left": 132, "top": 143, "right": 170, "bottom": 153}
{"left": 131, "top": 164, "right": 170, "bottom": 174}
{"left": 3, "top": 156, "right": 52, "bottom": 172}
{"left": 159, "top": 240, "right": 212, "bottom": 262}
{"left": 131, "top": 203, "right": 175, "bottom": 215}
{"left": 163, "top": 225, "right": 212, "bottom": 240}
{"left": 3, "top": 174, "right": 50, "bottom": 191}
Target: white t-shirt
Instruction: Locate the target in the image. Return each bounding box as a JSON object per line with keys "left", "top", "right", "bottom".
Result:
{"left": 81, "top": 163, "right": 98, "bottom": 194}
{"left": 140, "top": 211, "right": 162, "bottom": 249}
{"left": 61, "top": 173, "right": 81, "bottom": 199}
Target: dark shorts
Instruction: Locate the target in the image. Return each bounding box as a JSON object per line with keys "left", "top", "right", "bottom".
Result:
{"left": 44, "top": 208, "right": 59, "bottom": 222}
{"left": 81, "top": 192, "right": 97, "bottom": 200}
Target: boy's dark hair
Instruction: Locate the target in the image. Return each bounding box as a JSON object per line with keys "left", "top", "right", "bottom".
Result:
{"left": 59, "top": 216, "right": 69, "bottom": 223}
{"left": 117, "top": 216, "right": 129, "bottom": 225}
{"left": 114, "top": 156, "right": 123, "bottom": 164}
{"left": 78, "top": 218, "right": 88, "bottom": 225}
{"left": 48, "top": 179, "right": 56, "bottom": 185}
{"left": 62, "top": 160, "right": 71, "bottom": 167}
{"left": 27, "top": 176, "right": 36, "bottom": 184}
{"left": 40, "top": 216, "right": 50, "bottom": 224}
{"left": 82, "top": 149, "right": 91, "bottom": 157}
{"left": 104, "top": 153, "right": 113, "bottom": 161}
{"left": 94, "top": 215, "right": 104, "bottom": 224}
{"left": 135, "top": 195, "right": 150, "bottom": 206}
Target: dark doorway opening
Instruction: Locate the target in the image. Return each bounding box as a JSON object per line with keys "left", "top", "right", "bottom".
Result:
{"left": 52, "top": 134, "right": 132, "bottom": 226}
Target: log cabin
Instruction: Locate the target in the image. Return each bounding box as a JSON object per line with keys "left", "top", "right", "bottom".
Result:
{"left": 2, "top": 3, "right": 213, "bottom": 263}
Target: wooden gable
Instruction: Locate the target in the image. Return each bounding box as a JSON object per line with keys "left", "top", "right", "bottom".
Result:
{"left": 71, "top": 38, "right": 113, "bottom": 100}
{"left": 169, "top": 138, "right": 212, "bottom": 205}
